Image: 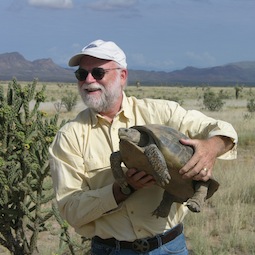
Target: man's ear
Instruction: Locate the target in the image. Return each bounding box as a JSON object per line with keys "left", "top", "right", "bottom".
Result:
{"left": 120, "top": 69, "right": 128, "bottom": 88}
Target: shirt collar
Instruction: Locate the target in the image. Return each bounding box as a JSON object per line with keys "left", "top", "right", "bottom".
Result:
{"left": 90, "top": 92, "right": 133, "bottom": 127}
{"left": 121, "top": 91, "right": 133, "bottom": 120}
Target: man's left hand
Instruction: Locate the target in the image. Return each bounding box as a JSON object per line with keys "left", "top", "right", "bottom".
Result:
{"left": 179, "top": 136, "right": 234, "bottom": 181}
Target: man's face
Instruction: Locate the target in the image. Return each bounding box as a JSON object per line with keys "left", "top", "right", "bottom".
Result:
{"left": 77, "top": 56, "right": 127, "bottom": 114}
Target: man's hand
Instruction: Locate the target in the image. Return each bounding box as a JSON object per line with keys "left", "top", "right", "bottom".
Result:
{"left": 113, "top": 168, "right": 155, "bottom": 204}
{"left": 125, "top": 168, "right": 156, "bottom": 190}
{"left": 179, "top": 136, "right": 234, "bottom": 181}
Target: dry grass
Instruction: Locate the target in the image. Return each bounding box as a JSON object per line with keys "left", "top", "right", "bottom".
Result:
{"left": 1, "top": 82, "right": 254, "bottom": 254}
{"left": 185, "top": 152, "right": 255, "bottom": 255}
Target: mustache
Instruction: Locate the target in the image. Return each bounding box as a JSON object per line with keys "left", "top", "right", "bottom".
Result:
{"left": 81, "top": 83, "right": 104, "bottom": 91}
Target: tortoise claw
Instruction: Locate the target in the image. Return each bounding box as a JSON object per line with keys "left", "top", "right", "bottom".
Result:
{"left": 186, "top": 199, "right": 201, "bottom": 213}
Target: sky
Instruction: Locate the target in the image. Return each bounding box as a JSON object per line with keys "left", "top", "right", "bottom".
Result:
{"left": 0, "top": 0, "right": 255, "bottom": 71}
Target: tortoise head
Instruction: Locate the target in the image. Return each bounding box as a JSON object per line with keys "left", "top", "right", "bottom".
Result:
{"left": 118, "top": 127, "right": 152, "bottom": 147}
{"left": 118, "top": 128, "right": 141, "bottom": 144}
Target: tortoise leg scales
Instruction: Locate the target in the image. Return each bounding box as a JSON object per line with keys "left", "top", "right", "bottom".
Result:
{"left": 186, "top": 181, "right": 209, "bottom": 212}
{"left": 144, "top": 144, "right": 171, "bottom": 186}
{"left": 152, "top": 191, "right": 174, "bottom": 218}
{"left": 110, "top": 151, "right": 127, "bottom": 188}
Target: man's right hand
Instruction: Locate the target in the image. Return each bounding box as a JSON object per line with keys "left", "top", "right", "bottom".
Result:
{"left": 125, "top": 168, "right": 156, "bottom": 190}
{"left": 113, "top": 168, "right": 155, "bottom": 204}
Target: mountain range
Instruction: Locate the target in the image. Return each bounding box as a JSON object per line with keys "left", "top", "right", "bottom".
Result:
{"left": 1, "top": 52, "right": 255, "bottom": 86}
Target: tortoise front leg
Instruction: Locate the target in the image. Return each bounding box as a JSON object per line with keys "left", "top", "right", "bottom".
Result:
{"left": 110, "top": 151, "right": 127, "bottom": 189}
{"left": 144, "top": 144, "right": 171, "bottom": 186}
{"left": 186, "top": 181, "right": 210, "bottom": 212}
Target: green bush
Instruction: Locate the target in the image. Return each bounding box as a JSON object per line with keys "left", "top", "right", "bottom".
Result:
{"left": 247, "top": 98, "right": 255, "bottom": 112}
{"left": 61, "top": 91, "right": 78, "bottom": 112}
{"left": 203, "top": 89, "right": 225, "bottom": 111}
{"left": 234, "top": 85, "right": 243, "bottom": 99}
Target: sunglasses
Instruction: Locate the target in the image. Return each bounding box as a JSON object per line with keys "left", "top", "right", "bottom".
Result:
{"left": 74, "top": 67, "right": 121, "bottom": 81}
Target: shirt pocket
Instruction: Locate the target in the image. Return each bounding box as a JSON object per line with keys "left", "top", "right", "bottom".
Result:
{"left": 83, "top": 154, "right": 114, "bottom": 189}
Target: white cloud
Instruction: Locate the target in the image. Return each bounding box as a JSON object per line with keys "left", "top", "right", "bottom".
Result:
{"left": 28, "top": 0, "right": 73, "bottom": 9}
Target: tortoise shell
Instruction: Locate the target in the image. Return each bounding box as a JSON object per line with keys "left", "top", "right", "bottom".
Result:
{"left": 111, "top": 124, "right": 220, "bottom": 217}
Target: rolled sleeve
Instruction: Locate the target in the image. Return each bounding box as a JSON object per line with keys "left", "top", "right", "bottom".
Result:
{"left": 167, "top": 104, "right": 238, "bottom": 160}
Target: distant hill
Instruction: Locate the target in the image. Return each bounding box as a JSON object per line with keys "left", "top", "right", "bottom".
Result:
{"left": 0, "top": 52, "right": 74, "bottom": 82}
{"left": 0, "top": 52, "right": 255, "bottom": 85}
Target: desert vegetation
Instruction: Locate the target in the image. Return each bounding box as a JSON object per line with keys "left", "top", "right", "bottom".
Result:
{"left": 0, "top": 80, "right": 254, "bottom": 255}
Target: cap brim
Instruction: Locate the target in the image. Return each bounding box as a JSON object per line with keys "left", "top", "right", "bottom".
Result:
{"left": 68, "top": 52, "right": 114, "bottom": 67}
{"left": 68, "top": 54, "right": 84, "bottom": 67}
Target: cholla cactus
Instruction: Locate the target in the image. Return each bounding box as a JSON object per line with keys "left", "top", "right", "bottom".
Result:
{"left": 0, "top": 79, "right": 66, "bottom": 254}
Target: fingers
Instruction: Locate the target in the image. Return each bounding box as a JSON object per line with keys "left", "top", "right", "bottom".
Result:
{"left": 179, "top": 150, "right": 208, "bottom": 179}
{"left": 126, "top": 168, "right": 155, "bottom": 189}
{"left": 179, "top": 138, "right": 215, "bottom": 181}
{"left": 126, "top": 168, "right": 137, "bottom": 177}
{"left": 179, "top": 153, "right": 213, "bottom": 180}
{"left": 192, "top": 167, "right": 211, "bottom": 181}
{"left": 180, "top": 164, "right": 211, "bottom": 181}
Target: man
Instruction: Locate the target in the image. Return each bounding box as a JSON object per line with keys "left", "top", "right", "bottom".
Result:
{"left": 49, "top": 39, "right": 237, "bottom": 254}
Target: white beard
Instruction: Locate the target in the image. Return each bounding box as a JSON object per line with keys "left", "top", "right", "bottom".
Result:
{"left": 79, "top": 75, "right": 122, "bottom": 113}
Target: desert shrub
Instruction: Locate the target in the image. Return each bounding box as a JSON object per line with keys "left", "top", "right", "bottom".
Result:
{"left": 247, "top": 98, "right": 255, "bottom": 112}
{"left": 61, "top": 91, "right": 78, "bottom": 112}
{"left": 54, "top": 101, "right": 63, "bottom": 113}
{"left": 0, "top": 79, "right": 80, "bottom": 255}
{"left": 234, "top": 85, "right": 243, "bottom": 99}
{"left": 203, "top": 89, "right": 225, "bottom": 111}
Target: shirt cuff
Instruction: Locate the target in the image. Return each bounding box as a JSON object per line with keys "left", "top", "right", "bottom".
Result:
{"left": 98, "top": 184, "right": 122, "bottom": 214}
{"left": 208, "top": 131, "right": 238, "bottom": 160}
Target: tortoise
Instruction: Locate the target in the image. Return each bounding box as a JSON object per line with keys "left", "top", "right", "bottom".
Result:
{"left": 110, "top": 124, "right": 219, "bottom": 218}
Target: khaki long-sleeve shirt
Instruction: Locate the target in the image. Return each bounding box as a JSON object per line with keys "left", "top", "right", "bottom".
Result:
{"left": 49, "top": 93, "right": 237, "bottom": 240}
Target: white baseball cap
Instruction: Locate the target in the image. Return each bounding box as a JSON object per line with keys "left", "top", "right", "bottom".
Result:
{"left": 68, "top": 39, "right": 127, "bottom": 68}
